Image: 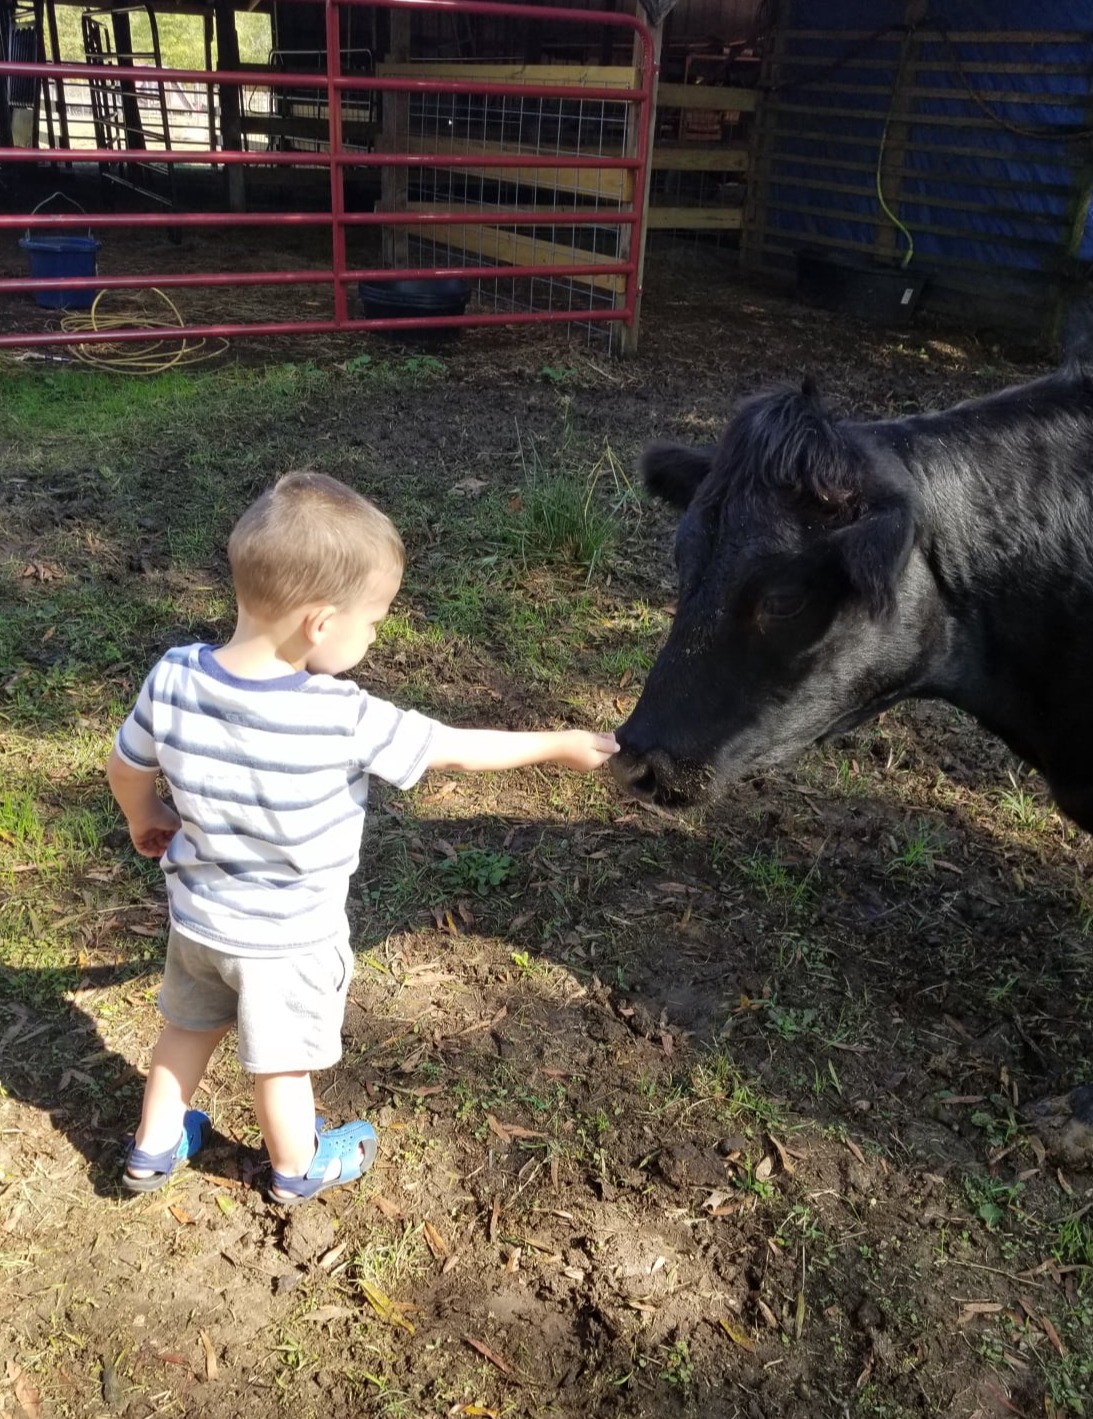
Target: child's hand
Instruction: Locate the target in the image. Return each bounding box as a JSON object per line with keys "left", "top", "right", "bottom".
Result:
{"left": 554, "top": 730, "right": 619, "bottom": 772}
{"left": 127, "top": 800, "right": 182, "bottom": 858}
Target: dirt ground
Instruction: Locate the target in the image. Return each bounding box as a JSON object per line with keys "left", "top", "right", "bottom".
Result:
{"left": 2, "top": 244, "right": 1092, "bottom": 1419}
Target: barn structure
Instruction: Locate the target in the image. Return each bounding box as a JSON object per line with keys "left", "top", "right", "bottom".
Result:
{"left": 1, "top": 0, "right": 1091, "bottom": 353}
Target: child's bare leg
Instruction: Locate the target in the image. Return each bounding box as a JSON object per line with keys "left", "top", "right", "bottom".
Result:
{"left": 128, "top": 1021, "right": 231, "bottom": 1175}
{"left": 255, "top": 1072, "right": 374, "bottom": 1200}
{"left": 253, "top": 1071, "right": 318, "bottom": 1180}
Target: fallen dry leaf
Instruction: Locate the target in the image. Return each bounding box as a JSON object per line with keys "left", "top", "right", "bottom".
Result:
{"left": 360, "top": 1281, "right": 415, "bottom": 1335}
{"left": 956, "top": 1301, "right": 1004, "bottom": 1325}
{"left": 9, "top": 1363, "right": 42, "bottom": 1419}
{"left": 301, "top": 1305, "right": 356, "bottom": 1324}
{"left": 199, "top": 1330, "right": 218, "bottom": 1381}
{"left": 754, "top": 1155, "right": 775, "bottom": 1182}
{"left": 1040, "top": 1314, "right": 1066, "bottom": 1357}
{"left": 463, "top": 1334, "right": 516, "bottom": 1378}
{"left": 449, "top": 477, "right": 489, "bottom": 496}
{"left": 769, "top": 1135, "right": 796, "bottom": 1175}
{"left": 373, "top": 1194, "right": 404, "bottom": 1222}
{"left": 844, "top": 1136, "right": 867, "bottom": 1167}
{"left": 486, "top": 1114, "right": 512, "bottom": 1145}
{"left": 318, "top": 1242, "right": 348, "bottom": 1270}
{"left": 168, "top": 1204, "right": 195, "bottom": 1226}
{"left": 423, "top": 1221, "right": 450, "bottom": 1259}
{"left": 717, "top": 1317, "right": 755, "bottom": 1351}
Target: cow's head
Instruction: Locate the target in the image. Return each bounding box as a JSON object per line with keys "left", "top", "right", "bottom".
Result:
{"left": 613, "top": 383, "right": 933, "bottom": 804}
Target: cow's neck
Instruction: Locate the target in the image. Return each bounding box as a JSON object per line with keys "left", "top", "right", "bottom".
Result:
{"left": 864, "top": 381, "right": 1093, "bottom": 784}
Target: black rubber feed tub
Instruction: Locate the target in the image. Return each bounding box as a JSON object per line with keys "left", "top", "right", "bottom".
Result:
{"left": 358, "top": 277, "right": 472, "bottom": 343}
{"left": 795, "top": 250, "right": 927, "bottom": 326}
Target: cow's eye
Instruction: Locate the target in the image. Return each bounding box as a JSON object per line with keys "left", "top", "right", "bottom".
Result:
{"left": 761, "top": 591, "right": 808, "bottom": 620}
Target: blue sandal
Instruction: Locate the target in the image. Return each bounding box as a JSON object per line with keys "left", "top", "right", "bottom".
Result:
{"left": 122, "top": 1110, "right": 211, "bottom": 1193}
{"left": 268, "top": 1116, "right": 377, "bottom": 1206}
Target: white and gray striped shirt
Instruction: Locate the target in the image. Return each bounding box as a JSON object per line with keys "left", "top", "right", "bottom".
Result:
{"left": 114, "top": 644, "right": 437, "bottom": 954}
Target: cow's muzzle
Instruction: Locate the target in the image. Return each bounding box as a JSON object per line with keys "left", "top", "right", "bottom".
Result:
{"left": 610, "top": 744, "right": 706, "bottom": 806}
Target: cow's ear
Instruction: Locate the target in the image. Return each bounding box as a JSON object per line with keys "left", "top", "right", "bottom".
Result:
{"left": 832, "top": 491, "right": 916, "bottom": 618}
{"left": 641, "top": 442, "right": 715, "bottom": 511}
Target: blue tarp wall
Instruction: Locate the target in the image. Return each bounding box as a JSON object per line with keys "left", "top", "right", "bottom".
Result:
{"left": 745, "top": 1, "right": 1093, "bottom": 328}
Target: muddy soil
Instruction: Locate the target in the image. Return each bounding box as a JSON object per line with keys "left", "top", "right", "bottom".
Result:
{"left": 2, "top": 245, "right": 1091, "bottom": 1419}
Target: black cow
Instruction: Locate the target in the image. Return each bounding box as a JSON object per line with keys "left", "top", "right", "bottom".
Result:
{"left": 613, "top": 327, "right": 1093, "bottom": 830}
{"left": 610, "top": 319, "right": 1093, "bottom": 1161}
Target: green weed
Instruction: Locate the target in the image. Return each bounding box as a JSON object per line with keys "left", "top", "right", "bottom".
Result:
{"left": 439, "top": 847, "right": 515, "bottom": 897}
{"left": 962, "top": 1174, "right": 1024, "bottom": 1230}
{"left": 659, "top": 1338, "right": 693, "bottom": 1390}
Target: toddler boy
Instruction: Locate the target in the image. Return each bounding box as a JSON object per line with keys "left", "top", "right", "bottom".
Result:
{"left": 107, "top": 471, "right": 617, "bottom": 1203}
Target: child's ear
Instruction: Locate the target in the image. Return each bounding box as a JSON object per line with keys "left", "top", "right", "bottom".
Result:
{"left": 303, "top": 605, "right": 339, "bottom": 646}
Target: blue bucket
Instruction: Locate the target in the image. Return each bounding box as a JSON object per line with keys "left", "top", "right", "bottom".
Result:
{"left": 19, "top": 234, "right": 101, "bottom": 310}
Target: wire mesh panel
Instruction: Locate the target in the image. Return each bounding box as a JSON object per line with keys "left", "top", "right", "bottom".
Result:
{"left": 397, "top": 68, "right": 636, "bottom": 346}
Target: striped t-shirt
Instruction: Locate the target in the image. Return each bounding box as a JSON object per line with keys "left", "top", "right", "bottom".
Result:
{"left": 114, "top": 644, "right": 438, "bottom": 954}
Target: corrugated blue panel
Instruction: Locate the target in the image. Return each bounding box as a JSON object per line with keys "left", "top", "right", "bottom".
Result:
{"left": 770, "top": 2, "right": 1093, "bottom": 273}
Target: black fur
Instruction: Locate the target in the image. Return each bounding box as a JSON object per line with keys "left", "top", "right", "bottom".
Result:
{"left": 615, "top": 321, "right": 1093, "bottom": 829}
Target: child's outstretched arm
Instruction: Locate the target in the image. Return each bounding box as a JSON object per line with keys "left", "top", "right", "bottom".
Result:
{"left": 426, "top": 726, "right": 618, "bottom": 775}
{"left": 106, "top": 747, "right": 182, "bottom": 857}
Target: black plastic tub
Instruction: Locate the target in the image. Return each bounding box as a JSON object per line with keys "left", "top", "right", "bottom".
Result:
{"left": 795, "top": 250, "right": 928, "bottom": 325}
{"left": 358, "top": 277, "right": 472, "bottom": 342}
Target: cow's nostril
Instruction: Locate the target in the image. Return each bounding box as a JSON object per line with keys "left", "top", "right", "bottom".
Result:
{"left": 609, "top": 748, "right": 660, "bottom": 800}
{"left": 632, "top": 766, "right": 658, "bottom": 798}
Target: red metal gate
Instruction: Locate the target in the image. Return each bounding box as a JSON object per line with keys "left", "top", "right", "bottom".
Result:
{"left": 0, "top": 0, "right": 655, "bottom": 351}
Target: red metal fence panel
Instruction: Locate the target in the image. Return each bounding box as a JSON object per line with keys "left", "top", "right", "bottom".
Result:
{"left": 0, "top": 0, "right": 655, "bottom": 350}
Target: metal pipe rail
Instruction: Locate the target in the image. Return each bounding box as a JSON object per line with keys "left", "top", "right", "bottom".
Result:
{"left": 0, "top": 0, "right": 655, "bottom": 348}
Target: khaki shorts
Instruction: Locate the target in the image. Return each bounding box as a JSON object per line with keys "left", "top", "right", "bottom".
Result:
{"left": 158, "top": 926, "right": 355, "bottom": 1075}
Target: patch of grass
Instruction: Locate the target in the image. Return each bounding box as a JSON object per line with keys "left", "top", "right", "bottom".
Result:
{"left": 737, "top": 846, "right": 817, "bottom": 909}
{"left": 886, "top": 818, "right": 944, "bottom": 875}
{"left": 351, "top": 1223, "right": 431, "bottom": 1290}
{"left": 512, "top": 429, "right": 635, "bottom": 578}
{"left": 1054, "top": 1214, "right": 1093, "bottom": 1268}
{"left": 680, "top": 1049, "right": 787, "bottom": 1134}
{"left": 999, "top": 771, "right": 1055, "bottom": 833}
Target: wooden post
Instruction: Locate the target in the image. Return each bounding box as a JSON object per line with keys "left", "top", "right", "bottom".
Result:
{"left": 740, "top": 0, "right": 784, "bottom": 275}
{"left": 214, "top": 0, "right": 246, "bottom": 212}
{"left": 44, "top": 0, "right": 71, "bottom": 154}
{"left": 380, "top": 8, "right": 409, "bottom": 268}
{"left": 615, "top": 3, "right": 662, "bottom": 357}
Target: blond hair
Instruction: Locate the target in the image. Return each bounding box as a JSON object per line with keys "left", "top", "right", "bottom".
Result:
{"left": 228, "top": 471, "right": 404, "bottom": 618}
